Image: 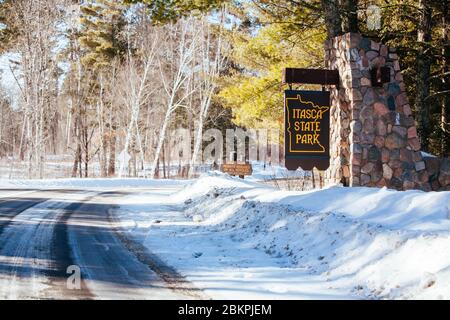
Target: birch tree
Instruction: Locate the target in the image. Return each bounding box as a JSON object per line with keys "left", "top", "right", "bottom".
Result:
{"left": 189, "top": 14, "right": 226, "bottom": 177}
{"left": 149, "top": 17, "right": 200, "bottom": 178}
{"left": 118, "top": 15, "right": 158, "bottom": 177}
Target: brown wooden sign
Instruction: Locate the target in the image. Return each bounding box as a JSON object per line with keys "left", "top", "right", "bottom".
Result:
{"left": 284, "top": 90, "right": 330, "bottom": 171}
{"left": 221, "top": 163, "right": 253, "bottom": 177}
{"left": 283, "top": 68, "right": 339, "bottom": 86}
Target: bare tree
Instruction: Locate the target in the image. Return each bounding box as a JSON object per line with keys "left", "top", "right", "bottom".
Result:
{"left": 189, "top": 14, "right": 226, "bottom": 177}
{"left": 117, "top": 14, "right": 159, "bottom": 178}
{"left": 149, "top": 17, "right": 200, "bottom": 178}
{"left": 8, "top": 0, "right": 66, "bottom": 178}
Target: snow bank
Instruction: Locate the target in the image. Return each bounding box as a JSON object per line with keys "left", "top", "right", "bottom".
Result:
{"left": 113, "top": 174, "right": 450, "bottom": 299}
{"left": 255, "top": 186, "right": 450, "bottom": 232}
{"left": 179, "top": 175, "right": 450, "bottom": 232}
{"left": 177, "top": 175, "right": 450, "bottom": 299}
{"left": 174, "top": 171, "right": 266, "bottom": 200}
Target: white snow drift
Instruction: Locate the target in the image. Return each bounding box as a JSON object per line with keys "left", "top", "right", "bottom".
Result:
{"left": 115, "top": 173, "right": 450, "bottom": 299}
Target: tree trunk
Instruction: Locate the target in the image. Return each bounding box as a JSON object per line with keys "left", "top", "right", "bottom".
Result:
{"left": 84, "top": 126, "right": 89, "bottom": 178}
{"left": 72, "top": 143, "right": 81, "bottom": 178}
{"left": 135, "top": 121, "right": 146, "bottom": 176}
{"left": 321, "top": 0, "right": 343, "bottom": 39}
{"left": 150, "top": 112, "right": 171, "bottom": 178}
{"left": 342, "top": 0, "right": 358, "bottom": 33}
{"left": 18, "top": 115, "right": 27, "bottom": 161}
{"left": 440, "top": 1, "right": 449, "bottom": 157}
{"left": 78, "top": 148, "right": 82, "bottom": 178}
{"left": 155, "top": 158, "right": 160, "bottom": 178}
{"left": 189, "top": 116, "right": 204, "bottom": 178}
{"left": 108, "top": 127, "right": 116, "bottom": 176}
{"left": 162, "top": 141, "right": 166, "bottom": 179}
{"left": 98, "top": 75, "right": 108, "bottom": 177}
{"left": 101, "top": 134, "right": 108, "bottom": 177}
{"left": 416, "top": 0, "right": 433, "bottom": 151}
{"left": 130, "top": 142, "right": 137, "bottom": 177}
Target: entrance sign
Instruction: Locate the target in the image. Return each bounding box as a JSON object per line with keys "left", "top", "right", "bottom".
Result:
{"left": 284, "top": 90, "right": 330, "bottom": 171}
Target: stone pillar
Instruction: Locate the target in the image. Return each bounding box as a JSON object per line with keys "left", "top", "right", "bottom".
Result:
{"left": 323, "top": 33, "right": 432, "bottom": 191}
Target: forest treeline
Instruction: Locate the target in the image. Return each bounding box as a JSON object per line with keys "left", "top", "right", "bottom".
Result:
{"left": 0, "top": 0, "right": 448, "bottom": 179}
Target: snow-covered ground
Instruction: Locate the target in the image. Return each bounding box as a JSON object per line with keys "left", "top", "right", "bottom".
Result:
{"left": 1, "top": 171, "right": 449, "bottom": 299}
{"left": 0, "top": 157, "right": 304, "bottom": 180}
{"left": 114, "top": 173, "right": 450, "bottom": 300}
{"left": 0, "top": 177, "right": 189, "bottom": 190}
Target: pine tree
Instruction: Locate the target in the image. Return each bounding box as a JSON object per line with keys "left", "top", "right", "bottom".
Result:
{"left": 124, "top": 0, "right": 224, "bottom": 24}
{"left": 78, "top": 0, "right": 128, "bottom": 176}
{"left": 218, "top": 2, "right": 326, "bottom": 131}
{"left": 79, "top": 0, "right": 127, "bottom": 70}
{"left": 374, "top": 0, "right": 449, "bottom": 156}
{"left": 0, "top": 0, "right": 18, "bottom": 53}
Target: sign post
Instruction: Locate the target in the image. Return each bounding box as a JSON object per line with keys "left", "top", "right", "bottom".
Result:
{"left": 284, "top": 90, "right": 331, "bottom": 171}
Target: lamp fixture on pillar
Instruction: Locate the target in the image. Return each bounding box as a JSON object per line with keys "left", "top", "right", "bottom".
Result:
{"left": 370, "top": 66, "right": 390, "bottom": 87}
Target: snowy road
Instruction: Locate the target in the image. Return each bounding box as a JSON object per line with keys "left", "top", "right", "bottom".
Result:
{"left": 0, "top": 188, "right": 198, "bottom": 300}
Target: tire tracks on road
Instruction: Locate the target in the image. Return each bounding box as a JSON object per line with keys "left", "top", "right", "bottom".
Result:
{"left": 44, "top": 193, "right": 97, "bottom": 299}
{"left": 0, "top": 190, "right": 96, "bottom": 299}
{"left": 0, "top": 193, "right": 49, "bottom": 240}
{"left": 106, "top": 199, "right": 209, "bottom": 300}
{"left": 1, "top": 189, "right": 206, "bottom": 299}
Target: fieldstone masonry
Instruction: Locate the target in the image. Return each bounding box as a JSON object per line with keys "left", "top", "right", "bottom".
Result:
{"left": 323, "top": 32, "right": 449, "bottom": 191}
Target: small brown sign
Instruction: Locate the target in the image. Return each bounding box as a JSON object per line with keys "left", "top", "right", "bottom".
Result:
{"left": 221, "top": 163, "right": 253, "bottom": 177}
